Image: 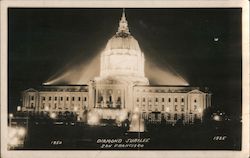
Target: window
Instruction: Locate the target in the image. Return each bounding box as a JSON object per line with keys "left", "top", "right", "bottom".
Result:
{"left": 194, "top": 99, "right": 197, "bottom": 103}
{"left": 143, "top": 98, "right": 145, "bottom": 102}
{"left": 137, "top": 98, "right": 139, "bottom": 102}
{"left": 174, "top": 114, "right": 178, "bottom": 120}
{"left": 162, "top": 98, "right": 164, "bottom": 102}
{"left": 168, "top": 98, "right": 171, "bottom": 102}
{"left": 41, "top": 103, "right": 45, "bottom": 109}
{"left": 117, "top": 97, "right": 121, "bottom": 102}
{"left": 148, "top": 105, "right": 152, "bottom": 110}
{"left": 49, "top": 97, "right": 52, "bottom": 101}
{"left": 98, "top": 96, "right": 103, "bottom": 103}
{"left": 162, "top": 105, "right": 164, "bottom": 111}
{"left": 42, "top": 97, "right": 45, "bottom": 101}
{"left": 181, "top": 98, "right": 184, "bottom": 102}
{"left": 31, "top": 96, "right": 34, "bottom": 100}
{"left": 55, "top": 97, "right": 57, "bottom": 101}
{"left": 72, "top": 97, "right": 75, "bottom": 101}
{"left": 181, "top": 114, "right": 185, "bottom": 120}
{"left": 175, "top": 105, "right": 178, "bottom": 111}
{"left": 78, "top": 97, "right": 81, "bottom": 101}
{"left": 175, "top": 98, "right": 177, "bottom": 102}
{"left": 194, "top": 105, "right": 197, "bottom": 110}
{"left": 181, "top": 105, "right": 185, "bottom": 112}
{"left": 142, "top": 104, "right": 145, "bottom": 110}
{"left": 84, "top": 97, "right": 87, "bottom": 101}
{"left": 194, "top": 114, "right": 198, "bottom": 119}
{"left": 66, "top": 97, "right": 69, "bottom": 101}
{"left": 155, "top": 98, "right": 158, "bottom": 102}
{"left": 167, "top": 114, "right": 171, "bottom": 120}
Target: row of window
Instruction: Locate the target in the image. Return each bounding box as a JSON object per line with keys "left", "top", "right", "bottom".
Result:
{"left": 138, "top": 104, "right": 200, "bottom": 112}
{"left": 146, "top": 113, "right": 200, "bottom": 121}
{"left": 40, "top": 96, "right": 87, "bottom": 102}
{"left": 99, "top": 90, "right": 121, "bottom": 94}
{"left": 140, "top": 104, "right": 185, "bottom": 112}
{"left": 136, "top": 97, "right": 198, "bottom": 103}
{"left": 40, "top": 103, "right": 86, "bottom": 110}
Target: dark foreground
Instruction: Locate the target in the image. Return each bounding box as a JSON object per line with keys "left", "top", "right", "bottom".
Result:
{"left": 13, "top": 120, "right": 241, "bottom": 150}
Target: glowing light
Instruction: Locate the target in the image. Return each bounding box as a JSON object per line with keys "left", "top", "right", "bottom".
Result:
{"left": 132, "top": 114, "right": 139, "bottom": 120}
{"left": 134, "top": 107, "right": 140, "bottom": 113}
{"left": 73, "top": 106, "right": 78, "bottom": 112}
{"left": 9, "top": 137, "right": 20, "bottom": 147}
{"left": 129, "top": 113, "right": 145, "bottom": 132}
{"left": 197, "top": 107, "right": 202, "bottom": 113}
{"left": 145, "top": 61, "right": 189, "bottom": 85}
{"left": 8, "top": 127, "right": 26, "bottom": 148}
{"left": 17, "top": 127, "right": 26, "bottom": 137}
{"left": 45, "top": 106, "right": 49, "bottom": 111}
{"left": 213, "top": 115, "right": 221, "bottom": 121}
{"left": 9, "top": 113, "right": 14, "bottom": 118}
{"left": 87, "top": 112, "right": 100, "bottom": 125}
{"left": 50, "top": 112, "right": 57, "bottom": 119}
{"left": 214, "top": 37, "right": 219, "bottom": 42}
{"left": 165, "top": 107, "right": 170, "bottom": 112}
{"left": 117, "top": 110, "right": 127, "bottom": 122}
{"left": 8, "top": 127, "right": 17, "bottom": 139}
{"left": 17, "top": 106, "right": 21, "bottom": 111}
{"left": 45, "top": 54, "right": 100, "bottom": 85}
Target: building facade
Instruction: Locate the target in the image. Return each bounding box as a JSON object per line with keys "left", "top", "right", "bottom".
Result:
{"left": 21, "top": 10, "right": 212, "bottom": 125}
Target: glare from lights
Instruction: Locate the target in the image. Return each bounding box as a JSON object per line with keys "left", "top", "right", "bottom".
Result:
{"left": 8, "top": 127, "right": 17, "bottom": 139}
{"left": 118, "top": 110, "right": 127, "bottom": 122}
{"left": 9, "top": 137, "right": 19, "bottom": 147}
{"left": 134, "top": 107, "right": 140, "bottom": 113}
{"left": 17, "top": 127, "right": 26, "bottom": 137}
{"left": 73, "top": 106, "right": 78, "bottom": 112}
{"left": 197, "top": 107, "right": 202, "bottom": 113}
{"left": 132, "top": 114, "right": 139, "bottom": 120}
{"left": 17, "top": 106, "right": 21, "bottom": 111}
{"left": 213, "top": 115, "right": 221, "bottom": 121}
{"left": 50, "top": 112, "right": 57, "bottom": 119}
{"left": 8, "top": 126, "right": 27, "bottom": 148}
{"left": 45, "top": 106, "right": 49, "bottom": 111}
{"left": 165, "top": 107, "right": 170, "bottom": 112}
{"left": 87, "top": 112, "right": 100, "bottom": 125}
{"left": 9, "top": 113, "right": 14, "bottom": 118}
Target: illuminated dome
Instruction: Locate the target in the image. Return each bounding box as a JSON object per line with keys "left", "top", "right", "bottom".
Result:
{"left": 106, "top": 35, "right": 141, "bottom": 51}
{"left": 97, "top": 10, "right": 149, "bottom": 85}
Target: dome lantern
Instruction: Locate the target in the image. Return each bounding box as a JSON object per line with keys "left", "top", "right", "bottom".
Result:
{"left": 116, "top": 9, "right": 130, "bottom": 37}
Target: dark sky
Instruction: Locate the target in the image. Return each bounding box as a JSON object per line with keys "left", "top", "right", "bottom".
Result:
{"left": 8, "top": 8, "right": 242, "bottom": 117}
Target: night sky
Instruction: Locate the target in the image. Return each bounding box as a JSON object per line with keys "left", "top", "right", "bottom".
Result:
{"left": 8, "top": 8, "right": 242, "bottom": 117}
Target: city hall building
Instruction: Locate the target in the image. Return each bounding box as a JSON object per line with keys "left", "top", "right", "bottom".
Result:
{"left": 21, "top": 11, "right": 212, "bottom": 125}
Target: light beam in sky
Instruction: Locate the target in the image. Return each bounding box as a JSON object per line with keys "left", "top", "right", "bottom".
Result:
{"left": 44, "top": 52, "right": 189, "bottom": 86}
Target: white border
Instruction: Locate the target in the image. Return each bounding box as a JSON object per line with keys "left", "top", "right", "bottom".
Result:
{"left": 1, "top": 0, "right": 249, "bottom": 158}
